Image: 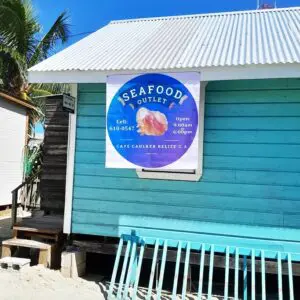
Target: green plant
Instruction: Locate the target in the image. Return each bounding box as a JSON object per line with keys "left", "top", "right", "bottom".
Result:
{"left": 0, "top": 0, "right": 70, "bottom": 123}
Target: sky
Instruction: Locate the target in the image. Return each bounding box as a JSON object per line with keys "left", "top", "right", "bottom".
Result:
{"left": 32, "top": 0, "right": 300, "bottom": 47}
{"left": 32, "top": 0, "right": 299, "bottom": 134}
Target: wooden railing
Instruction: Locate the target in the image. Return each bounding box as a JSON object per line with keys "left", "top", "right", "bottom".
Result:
{"left": 11, "top": 171, "right": 40, "bottom": 227}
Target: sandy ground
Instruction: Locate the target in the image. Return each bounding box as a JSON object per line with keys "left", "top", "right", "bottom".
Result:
{"left": 0, "top": 265, "right": 107, "bottom": 300}
{"left": 0, "top": 215, "right": 107, "bottom": 300}
{"left": 0, "top": 264, "right": 225, "bottom": 300}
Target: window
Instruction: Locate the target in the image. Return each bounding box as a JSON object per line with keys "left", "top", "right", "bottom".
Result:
{"left": 136, "top": 82, "right": 207, "bottom": 181}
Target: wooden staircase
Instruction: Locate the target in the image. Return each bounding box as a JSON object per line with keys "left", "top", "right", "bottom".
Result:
{"left": 1, "top": 215, "right": 63, "bottom": 268}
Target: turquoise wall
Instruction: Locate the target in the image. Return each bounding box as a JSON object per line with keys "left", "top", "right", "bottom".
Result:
{"left": 72, "top": 79, "right": 300, "bottom": 253}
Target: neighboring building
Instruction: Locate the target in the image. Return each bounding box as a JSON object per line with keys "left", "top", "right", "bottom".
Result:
{"left": 29, "top": 7, "right": 300, "bottom": 299}
{"left": 0, "top": 92, "right": 35, "bottom": 207}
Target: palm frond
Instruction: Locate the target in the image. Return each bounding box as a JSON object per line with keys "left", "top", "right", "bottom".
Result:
{"left": 29, "top": 11, "right": 70, "bottom": 66}
{"left": 0, "top": 46, "right": 27, "bottom": 96}
{"left": 0, "top": 0, "right": 40, "bottom": 57}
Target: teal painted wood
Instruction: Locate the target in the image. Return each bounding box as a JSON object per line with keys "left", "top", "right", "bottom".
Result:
{"left": 287, "top": 253, "right": 294, "bottom": 300}
{"left": 172, "top": 242, "right": 182, "bottom": 299}
{"left": 157, "top": 240, "right": 168, "bottom": 299}
{"left": 132, "top": 242, "right": 145, "bottom": 300}
{"left": 243, "top": 256, "right": 248, "bottom": 300}
{"left": 224, "top": 246, "right": 230, "bottom": 300}
{"left": 147, "top": 239, "right": 159, "bottom": 300}
{"left": 277, "top": 252, "right": 283, "bottom": 300}
{"left": 251, "top": 250, "right": 255, "bottom": 300}
{"left": 261, "top": 251, "right": 266, "bottom": 300}
{"left": 234, "top": 248, "right": 239, "bottom": 299}
{"left": 181, "top": 242, "right": 190, "bottom": 300}
{"left": 207, "top": 245, "right": 215, "bottom": 300}
{"left": 197, "top": 243, "right": 205, "bottom": 300}
{"left": 72, "top": 80, "right": 300, "bottom": 254}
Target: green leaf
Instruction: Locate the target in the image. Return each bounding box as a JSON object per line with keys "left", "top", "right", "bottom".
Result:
{"left": 29, "top": 11, "right": 70, "bottom": 66}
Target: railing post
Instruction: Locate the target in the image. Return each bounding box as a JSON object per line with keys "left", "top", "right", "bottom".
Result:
{"left": 11, "top": 190, "right": 18, "bottom": 228}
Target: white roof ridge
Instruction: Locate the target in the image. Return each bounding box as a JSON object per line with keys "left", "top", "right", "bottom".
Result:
{"left": 110, "top": 6, "right": 300, "bottom": 24}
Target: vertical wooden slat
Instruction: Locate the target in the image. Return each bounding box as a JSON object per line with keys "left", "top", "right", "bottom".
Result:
{"left": 261, "top": 250, "right": 266, "bottom": 300}
{"left": 224, "top": 246, "right": 230, "bottom": 300}
{"left": 288, "top": 253, "right": 294, "bottom": 300}
{"left": 123, "top": 241, "right": 137, "bottom": 299}
{"left": 207, "top": 245, "right": 215, "bottom": 300}
{"left": 251, "top": 249, "right": 255, "bottom": 300}
{"left": 243, "top": 255, "right": 248, "bottom": 300}
{"left": 182, "top": 242, "right": 191, "bottom": 300}
{"left": 234, "top": 248, "right": 239, "bottom": 300}
{"left": 147, "top": 239, "right": 159, "bottom": 300}
{"left": 108, "top": 237, "right": 124, "bottom": 299}
{"left": 277, "top": 252, "right": 283, "bottom": 300}
{"left": 157, "top": 240, "right": 168, "bottom": 299}
{"left": 197, "top": 243, "right": 206, "bottom": 300}
{"left": 172, "top": 242, "right": 182, "bottom": 300}
{"left": 11, "top": 190, "right": 18, "bottom": 228}
{"left": 132, "top": 243, "right": 145, "bottom": 300}
{"left": 117, "top": 239, "right": 132, "bottom": 299}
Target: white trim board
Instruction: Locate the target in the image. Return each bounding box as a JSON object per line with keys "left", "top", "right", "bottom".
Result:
{"left": 28, "top": 64, "right": 300, "bottom": 84}
{"left": 63, "top": 84, "right": 77, "bottom": 234}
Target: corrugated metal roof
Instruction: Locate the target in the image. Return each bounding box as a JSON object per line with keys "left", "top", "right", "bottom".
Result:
{"left": 29, "top": 7, "right": 300, "bottom": 73}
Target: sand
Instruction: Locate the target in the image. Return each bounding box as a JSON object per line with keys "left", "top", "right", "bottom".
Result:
{"left": 0, "top": 265, "right": 225, "bottom": 300}
{"left": 0, "top": 265, "right": 107, "bottom": 300}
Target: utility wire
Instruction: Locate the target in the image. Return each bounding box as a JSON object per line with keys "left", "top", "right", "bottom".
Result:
{"left": 68, "top": 31, "right": 96, "bottom": 38}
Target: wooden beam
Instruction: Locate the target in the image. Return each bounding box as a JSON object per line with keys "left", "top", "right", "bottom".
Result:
{"left": 0, "top": 92, "right": 36, "bottom": 110}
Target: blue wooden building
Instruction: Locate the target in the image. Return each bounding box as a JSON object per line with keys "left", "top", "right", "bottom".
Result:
{"left": 29, "top": 7, "right": 300, "bottom": 299}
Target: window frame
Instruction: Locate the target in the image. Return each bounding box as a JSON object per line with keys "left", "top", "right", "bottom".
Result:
{"left": 136, "top": 82, "right": 207, "bottom": 182}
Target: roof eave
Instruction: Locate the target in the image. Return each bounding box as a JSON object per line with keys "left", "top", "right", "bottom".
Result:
{"left": 28, "top": 63, "right": 300, "bottom": 84}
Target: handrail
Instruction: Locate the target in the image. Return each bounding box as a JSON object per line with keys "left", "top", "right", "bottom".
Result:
{"left": 11, "top": 170, "right": 41, "bottom": 228}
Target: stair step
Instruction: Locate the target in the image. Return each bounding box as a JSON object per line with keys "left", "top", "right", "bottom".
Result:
{"left": 2, "top": 238, "right": 51, "bottom": 250}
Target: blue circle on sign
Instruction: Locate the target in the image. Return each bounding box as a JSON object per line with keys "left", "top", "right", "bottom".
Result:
{"left": 107, "top": 73, "right": 198, "bottom": 168}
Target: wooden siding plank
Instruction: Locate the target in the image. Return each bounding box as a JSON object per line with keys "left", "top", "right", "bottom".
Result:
{"left": 204, "top": 130, "right": 300, "bottom": 144}
{"left": 77, "top": 105, "right": 105, "bottom": 116}
{"left": 72, "top": 190, "right": 300, "bottom": 214}
{"left": 204, "top": 143, "right": 300, "bottom": 159}
{"left": 77, "top": 128, "right": 105, "bottom": 139}
{"left": 74, "top": 164, "right": 300, "bottom": 187}
{"left": 206, "top": 79, "right": 300, "bottom": 91}
{"left": 73, "top": 175, "right": 300, "bottom": 200}
{"left": 204, "top": 156, "right": 300, "bottom": 173}
{"left": 78, "top": 83, "right": 106, "bottom": 93}
{"left": 205, "top": 117, "right": 300, "bottom": 130}
{"left": 206, "top": 90, "right": 300, "bottom": 104}
{"left": 206, "top": 103, "right": 300, "bottom": 117}
{"left": 78, "top": 93, "right": 106, "bottom": 104}
{"left": 72, "top": 199, "right": 283, "bottom": 227}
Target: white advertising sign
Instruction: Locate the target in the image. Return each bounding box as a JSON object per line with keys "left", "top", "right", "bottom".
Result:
{"left": 106, "top": 72, "right": 201, "bottom": 169}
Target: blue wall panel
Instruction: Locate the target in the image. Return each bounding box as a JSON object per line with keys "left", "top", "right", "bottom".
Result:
{"left": 72, "top": 79, "right": 300, "bottom": 252}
